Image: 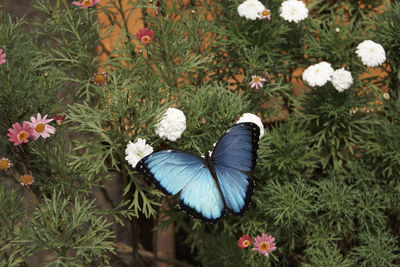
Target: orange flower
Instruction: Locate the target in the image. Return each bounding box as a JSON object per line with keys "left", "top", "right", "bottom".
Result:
{"left": 0, "top": 158, "right": 13, "bottom": 171}
{"left": 92, "top": 71, "right": 108, "bottom": 86}
{"left": 20, "top": 174, "right": 34, "bottom": 187}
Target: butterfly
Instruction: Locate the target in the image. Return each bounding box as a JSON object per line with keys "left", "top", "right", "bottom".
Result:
{"left": 136, "top": 122, "right": 260, "bottom": 222}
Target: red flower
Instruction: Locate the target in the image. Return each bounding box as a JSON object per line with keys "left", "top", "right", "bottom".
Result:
{"left": 136, "top": 28, "right": 154, "bottom": 44}
{"left": 53, "top": 115, "right": 66, "bottom": 126}
{"left": 237, "top": 235, "right": 252, "bottom": 249}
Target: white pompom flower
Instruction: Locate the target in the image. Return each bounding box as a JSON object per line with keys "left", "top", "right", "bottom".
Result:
{"left": 236, "top": 113, "right": 265, "bottom": 139}
{"left": 331, "top": 68, "right": 353, "bottom": 92}
{"left": 238, "top": 0, "right": 266, "bottom": 20}
{"left": 302, "top": 61, "right": 334, "bottom": 87}
{"left": 155, "top": 108, "right": 186, "bottom": 142}
{"left": 280, "top": 0, "right": 308, "bottom": 23}
{"left": 356, "top": 40, "right": 386, "bottom": 67}
{"left": 125, "top": 138, "right": 153, "bottom": 168}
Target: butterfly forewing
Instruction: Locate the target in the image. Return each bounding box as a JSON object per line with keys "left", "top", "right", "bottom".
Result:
{"left": 137, "top": 150, "right": 225, "bottom": 221}
{"left": 212, "top": 123, "right": 259, "bottom": 172}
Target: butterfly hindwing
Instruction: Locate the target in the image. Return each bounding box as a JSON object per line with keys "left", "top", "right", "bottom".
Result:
{"left": 137, "top": 150, "right": 225, "bottom": 221}
{"left": 214, "top": 165, "right": 255, "bottom": 215}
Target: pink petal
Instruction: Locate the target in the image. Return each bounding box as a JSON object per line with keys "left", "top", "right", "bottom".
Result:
{"left": 8, "top": 135, "right": 17, "bottom": 142}
{"left": 30, "top": 134, "right": 39, "bottom": 140}
{"left": 8, "top": 128, "right": 17, "bottom": 135}
{"left": 46, "top": 125, "right": 56, "bottom": 133}
{"left": 12, "top": 123, "right": 22, "bottom": 132}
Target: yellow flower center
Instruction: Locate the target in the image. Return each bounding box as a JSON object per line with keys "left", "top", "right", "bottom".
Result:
{"left": 141, "top": 36, "right": 151, "bottom": 43}
{"left": 242, "top": 240, "right": 250, "bottom": 247}
{"left": 20, "top": 174, "right": 34, "bottom": 186}
{"left": 17, "top": 131, "right": 29, "bottom": 141}
{"left": 35, "top": 123, "right": 46, "bottom": 133}
{"left": 82, "top": 0, "right": 93, "bottom": 7}
{"left": 262, "top": 10, "right": 270, "bottom": 16}
{"left": 93, "top": 73, "right": 106, "bottom": 85}
{"left": 0, "top": 160, "right": 10, "bottom": 171}
{"left": 259, "top": 241, "right": 270, "bottom": 251}
{"left": 253, "top": 76, "right": 260, "bottom": 82}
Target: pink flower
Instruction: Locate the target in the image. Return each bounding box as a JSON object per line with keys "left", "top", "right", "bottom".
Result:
{"left": 136, "top": 28, "right": 154, "bottom": 44}
{"left": 0, "top": 49, "right": 6, "bottom": 65}
{"left": 249, "top": 75, "right": 266, "bottom": 90}
{"left": 252, "top": 233, "right": 276, "bottom": 257}
{"left": 258, "top": 9, "right": 271, "bottom": 20}
{"left": 28, "top": 113, "right": 56, "bottom": 140}
{"left": 238, "top": 235, "right": 252, "bottom": 249}
{"left": 7, "top": 121, "right": 33, "bottom": 146}
{"left": 72, "top": 0, "right": 99, "bottom": 8}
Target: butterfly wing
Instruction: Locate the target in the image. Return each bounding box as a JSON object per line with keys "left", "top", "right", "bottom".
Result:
{"left": 212, "top": 122, "right": 260, "bottom": 214}
{"left": 136, "top": 150, "right": 225, "bottom": 221}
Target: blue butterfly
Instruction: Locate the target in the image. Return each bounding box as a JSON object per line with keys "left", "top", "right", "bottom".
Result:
{"left": 136, "top": 122, "right": 260, "bottom": 222}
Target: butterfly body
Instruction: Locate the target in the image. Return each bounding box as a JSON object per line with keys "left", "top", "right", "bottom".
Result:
{"left": 136, "top": 122, "right": 260, "bottom": 222}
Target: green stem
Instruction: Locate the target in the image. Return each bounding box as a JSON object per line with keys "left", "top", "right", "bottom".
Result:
{"left": 26, "top": 187, "right": 59, "bottom": 235}
{"left": 62, "top": 0, "right": 82, "bottom": 43}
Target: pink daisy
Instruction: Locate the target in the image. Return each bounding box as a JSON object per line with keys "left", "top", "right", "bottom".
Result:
{"left": 0, "top": 49, "right": 6, "bottom": 65}
{"left": 258, "top": 9, "right": 271, "bottom": 20}
{"left": 252, "top": 233, "right": 276, "bottom": 257}
{"left": 136, "top": 28, "right": 154, "bottom": 44}
{"left": 72, "top": 0, "right": 99, "bottom": 8}
{"left": 249, "top": 75, "right": 266, "bottom": 90}
{"left": 7, "top": 121, "right": 33, "bottom": 146}
{"left": 28, "top": 113, "right": 56, "bottom": 140}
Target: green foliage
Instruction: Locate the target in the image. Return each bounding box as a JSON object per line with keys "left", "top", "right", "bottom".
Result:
{"left": 351, "top": 230, "right": 400, "bottom": 267}
{"left": 1, "top": 0, "right": 400, "bottom": 266}
{"left": 14, "top": 191, "right": 114, "bottom": 266}
{"left": 302, "top": 241, "right": 355, "bottom": 267}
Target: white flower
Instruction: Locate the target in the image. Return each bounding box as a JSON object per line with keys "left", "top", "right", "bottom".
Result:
{"left": 125, "top": 138, "right": 153, "bottom": 168}
{"left": 383, "top": 93, "right": 390, "bottom": 100}
{"left": 331, "top": 68, "right": 353, "bottom": 92}
{"left": 155, "top": 108, "right": 186, "bottom": 141}
{"left": 280, "top": 0, "right": 308, "bottom": 23}
{"left": 236, "top": 113, "right": 265, "bottom": 139}
{"left": 302, "top": 61, "right": 334, "bottom": 87}
{"left": 356, "top": 40, "right": 386, "bottom": 67}
{"left": 238, "top": 0, "right": 266, "bottom": 20}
